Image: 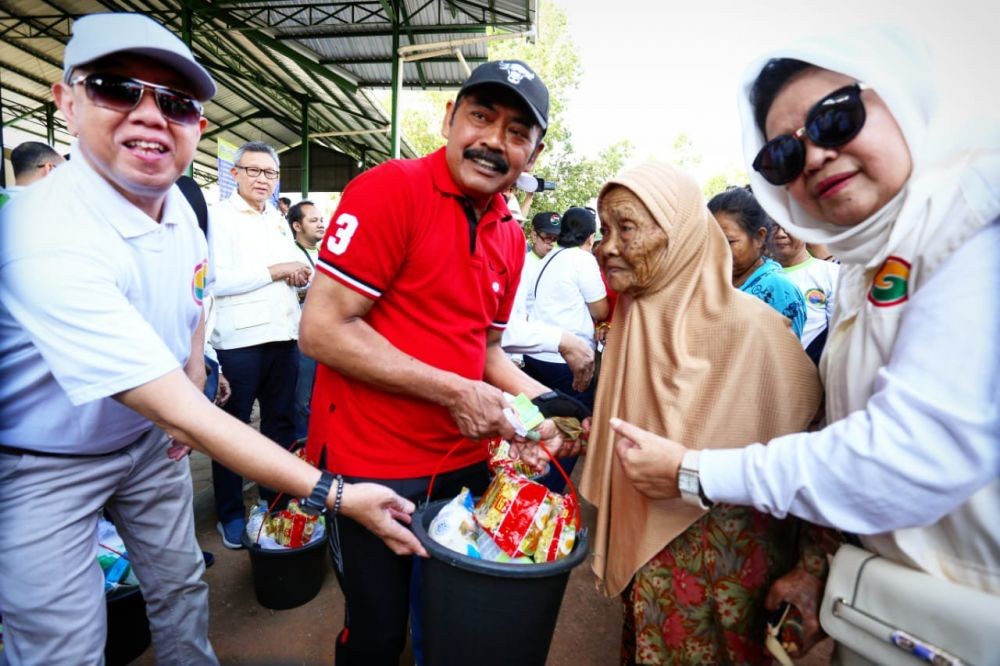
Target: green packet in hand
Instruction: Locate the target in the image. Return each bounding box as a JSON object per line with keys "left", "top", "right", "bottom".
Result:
{"left": 509, "top": 393, "right": 544, "bottom": 431}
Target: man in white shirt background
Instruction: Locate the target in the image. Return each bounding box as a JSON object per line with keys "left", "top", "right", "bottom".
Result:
{"left": 209, "top": 141, "right": 311, "bottom": 549}
{"left": 287, "top": 199, "right": 325, "bottom": 439}
{"left": 0, "top": 141, "right": 64, "bottom": 207}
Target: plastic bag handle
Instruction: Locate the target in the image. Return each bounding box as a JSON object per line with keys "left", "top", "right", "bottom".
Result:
{"left": 253, "top": 438, "right": 308, "bottom": 544}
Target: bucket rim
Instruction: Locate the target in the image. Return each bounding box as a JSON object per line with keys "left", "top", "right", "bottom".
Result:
{"left": 412, "top": 497, "right": 588, "bottom": 579}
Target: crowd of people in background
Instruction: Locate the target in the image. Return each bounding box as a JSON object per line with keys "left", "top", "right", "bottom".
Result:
{"left": 1, "top": 10, "right": 996, "bottom": 666}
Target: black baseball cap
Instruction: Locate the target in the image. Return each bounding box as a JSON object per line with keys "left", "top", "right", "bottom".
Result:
{"left": 458, "top": 60, "right": 549, "bottom": 131}
{"left": 532, "top": 211, "right": 561, "bottom": 235}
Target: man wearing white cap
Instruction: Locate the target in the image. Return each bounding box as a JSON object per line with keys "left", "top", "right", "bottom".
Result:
{"left": 0, "top": 13, "right": 424, "bottom": 664}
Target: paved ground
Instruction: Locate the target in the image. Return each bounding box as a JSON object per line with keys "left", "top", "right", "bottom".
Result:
{"left": 125, "top": 449, "right": 830, "bottom": 665}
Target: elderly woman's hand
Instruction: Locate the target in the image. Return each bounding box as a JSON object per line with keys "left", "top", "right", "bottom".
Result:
{"left": 765, "top": 568, "right": 826, "bottom": 655}
{"left": 610, "top": 417, "right": 688, "bottom": 499}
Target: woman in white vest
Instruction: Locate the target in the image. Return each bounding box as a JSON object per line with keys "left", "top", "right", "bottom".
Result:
{"left": 604, "top": 25, "right": 999, "bottom": 664}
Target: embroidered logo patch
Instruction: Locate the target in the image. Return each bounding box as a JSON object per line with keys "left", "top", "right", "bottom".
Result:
{"left": 804, "top": 288, "right": 827, "bottom": 306}
{"left": 868, "top": 256, "right": 910, "bottom": 307}
{"left": 499, "top": 61, "right": 535, "bottom": 85}
{"left": 192, "top": 260, "right": 207, "bottom": 305}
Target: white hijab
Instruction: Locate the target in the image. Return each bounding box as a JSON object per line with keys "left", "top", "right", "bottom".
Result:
{"left": 737, "top": 25, "right": 1000, "bottom": 589}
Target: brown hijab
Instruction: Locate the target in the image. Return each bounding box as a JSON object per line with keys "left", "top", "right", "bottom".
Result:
{"left": 579, "top": 163, "right": 821, "bottom": 597}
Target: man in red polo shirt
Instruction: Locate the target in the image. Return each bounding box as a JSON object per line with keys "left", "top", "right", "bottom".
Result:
{"left": 300, "top": 60, "right": 584, "bottom": 665}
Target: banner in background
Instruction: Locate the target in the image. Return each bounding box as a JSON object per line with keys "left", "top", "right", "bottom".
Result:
{"left": 217, "top": 139, "right": 238, "bottom": 202}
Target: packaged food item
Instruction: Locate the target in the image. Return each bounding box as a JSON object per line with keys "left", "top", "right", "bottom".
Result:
{"left": 533, "top": 492, "right": 579, "bottom": 563}
{"left": 474, "top": 469, "right": 551, "bottom": 559}
{"left": 487, "top": 439, "right": 548, "bottom": 479}
{"left": 428, "top": 487, "right": 482, "bottom": 558}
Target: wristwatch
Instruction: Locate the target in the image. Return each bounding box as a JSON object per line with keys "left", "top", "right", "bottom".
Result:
{"left": 678, "top": 450, "right": 713, "bottom": 510}
{"left": 300, "top": 470, "right": 335, "bottom": 516}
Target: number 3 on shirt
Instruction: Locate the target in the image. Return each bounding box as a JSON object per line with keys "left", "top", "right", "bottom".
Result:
{"left": 326, "top": 213, "right": 359, "bottom": 255}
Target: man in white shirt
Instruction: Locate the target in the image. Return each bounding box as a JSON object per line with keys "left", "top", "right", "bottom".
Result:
{"left": 288, "top": 200, "right": 326, "bottom": 438}
{"left": 0, "top": 141, "right": 64, "bottom": 207}
{"left": 209, "top": 141, "right": 311, "bottom": 548}
{"left": 0, "top": 16, "right": 429, "bottom": 664}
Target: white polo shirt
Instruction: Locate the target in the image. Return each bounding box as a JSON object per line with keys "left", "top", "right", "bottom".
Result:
{"left": 208, "top": 194, "right": 302, "bottom": 350}
{"left": 526, "top": 246, "right": 606, "bottom": 364}
{"left": 0, "top": 146, "right": 207, "bottom": 454}
{"left": 783, "top": 256, "right": 840, "bottom": 348}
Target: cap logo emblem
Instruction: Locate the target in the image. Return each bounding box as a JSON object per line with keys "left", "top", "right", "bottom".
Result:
{"left": 499, "top": 62, "right": 534, "bottom": 85}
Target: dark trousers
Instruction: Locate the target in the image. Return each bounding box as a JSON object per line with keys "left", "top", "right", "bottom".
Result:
{"left": 294, "top": 351, "right": 317, "bottom": 441}
{"left": 330, "top": 462, "right": 491, "bottom": 666}
{"left": 212, "top": 340, "right": 299, "bottom": 523}
{"left": 522, "top": 355, "right": 595, "bottom": 492}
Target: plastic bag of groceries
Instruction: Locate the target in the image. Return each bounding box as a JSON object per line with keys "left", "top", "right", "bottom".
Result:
{"left": 474, "top": 464, "right": 579, "bottom": 564}
{"left": 429, "top": 487, "right": 534, "bottom": 563}
{"left": 246, "top": 500, "right": 326, "bottom": 550}
{"left": 97, "top": 515, "right": 140, "bottom": 591}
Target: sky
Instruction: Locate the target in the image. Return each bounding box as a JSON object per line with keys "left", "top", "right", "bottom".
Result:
{"left": 556, "top": 0, "right": 997, "bottom": 182}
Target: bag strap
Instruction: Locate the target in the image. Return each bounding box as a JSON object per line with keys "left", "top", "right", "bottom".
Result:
{"left": 176, "top": 175, "right": 209, "bottom": 238}
{"left": 533, "top": 247, "right": 568, "bottom": 299}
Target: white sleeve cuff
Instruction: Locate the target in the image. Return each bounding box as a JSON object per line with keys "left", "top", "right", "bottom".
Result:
{"left": 699, "top": 446, "right": 759, "bottom": 507}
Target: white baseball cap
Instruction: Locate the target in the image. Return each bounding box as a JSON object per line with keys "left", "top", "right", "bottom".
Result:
{"left": 63, "top": 13, "right": 216, "bottom": 101}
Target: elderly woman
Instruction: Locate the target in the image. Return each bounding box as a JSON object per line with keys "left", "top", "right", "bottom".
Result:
{"left": 580, "top": 162, "right": 837, "bottom": 664}
{"left": 708, "top": 187, "right": 807, "bottom": 340}
{"left": 608, "top": 26, "right": 999, "bottom": 664}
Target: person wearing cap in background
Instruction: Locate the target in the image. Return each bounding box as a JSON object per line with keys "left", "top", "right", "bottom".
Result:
{"left": 0, "top": 13, "right": 423, "bottom": 664}
{"left": 298, "top": 59, "right": 588, "bottom": 665}
{"left": 527, "top": 209, "right": 561, "bottom": 261}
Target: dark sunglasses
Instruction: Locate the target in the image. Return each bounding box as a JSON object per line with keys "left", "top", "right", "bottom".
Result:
{"left": 70, "top": 73, "right": 204, "bottom": 126}
{"left": 753, "top": 83, "right": 869, "bottom": 186}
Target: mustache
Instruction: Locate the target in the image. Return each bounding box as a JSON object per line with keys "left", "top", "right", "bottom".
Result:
{"left": 463, "top": 148, "right": 509, "bottom": 175}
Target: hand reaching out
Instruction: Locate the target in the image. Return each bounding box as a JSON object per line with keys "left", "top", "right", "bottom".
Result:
{"left": 610, "top": 417, "right": 687, "bottom": 499}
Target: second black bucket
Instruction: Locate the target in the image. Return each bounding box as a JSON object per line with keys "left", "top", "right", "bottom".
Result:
{"left": 105, "top": 584, "right": 151, "bottom": 666}
{"left": 242, "top": 530, "right": 328, "bottom": 610}
{"left": 412, "top": 498, "right": 588, "bottom": 666}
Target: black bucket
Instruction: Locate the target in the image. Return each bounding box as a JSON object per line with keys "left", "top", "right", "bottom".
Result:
{"left": 412, "top": 498, "right": 588, "bottom": 666}
{"left": 242, "top": 531, "right": 328, "bottom": 610}
{"left": 104, "top": 585, "right": 151, "bottom": 666}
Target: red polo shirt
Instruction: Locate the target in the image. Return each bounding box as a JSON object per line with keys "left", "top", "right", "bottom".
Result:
{"left": 308, "top": 148, "right": 526, "bottom": 478}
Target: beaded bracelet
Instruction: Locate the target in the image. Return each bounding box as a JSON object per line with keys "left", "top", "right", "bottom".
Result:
{"left": 332, "top": 474, "right": 345, "bottom": 516}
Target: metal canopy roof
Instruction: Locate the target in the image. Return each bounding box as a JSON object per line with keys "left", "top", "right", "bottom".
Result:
{"left": 0, "top": 1, "right": 538, "bottom": 187}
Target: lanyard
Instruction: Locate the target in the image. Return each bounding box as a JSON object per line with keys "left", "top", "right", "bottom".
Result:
{"left": 295, "top": 241, "right": 316, "bottom": 267}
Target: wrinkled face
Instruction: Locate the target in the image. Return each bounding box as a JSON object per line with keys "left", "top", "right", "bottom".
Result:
{"left": 294, "top": 203, "right": 326, "bottom": 245}
{"left": 765, "top": 68, "right": 911, "bottom": 227}
{"left": 597, "top": 187, "right": 669, "bottom": 295}
{"left": 714, "top": 212, "right": 765, "bottom": 284}
{"left": 530, "top": 227, "right": 558, "bottom": 258}
{"left": 442, "top": 89, "right": 543, "bottom": 205}
{"left": 52, "top": 54, "right": 206, "bottom": 219}
{"left": 770, "top": 224, "right": 806, "bottom": 265}
{"left": 232, "top": 150, "right": 279, "bottom": 208}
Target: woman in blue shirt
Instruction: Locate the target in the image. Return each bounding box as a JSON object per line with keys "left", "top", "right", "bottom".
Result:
{"left": 709, "top": 186, "right": 806, "bottom": 338}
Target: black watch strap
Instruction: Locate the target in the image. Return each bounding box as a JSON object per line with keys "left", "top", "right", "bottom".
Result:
{"left": 301, "top": 470, "right": 335, "bottom": 516}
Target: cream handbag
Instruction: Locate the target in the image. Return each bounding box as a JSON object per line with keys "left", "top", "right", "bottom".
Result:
{"left": 819, "top": 544, "right": 1000, "bottom": 665}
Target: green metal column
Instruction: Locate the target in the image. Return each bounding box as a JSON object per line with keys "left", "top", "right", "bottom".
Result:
{"left": 389, "top": 1, "right": 402, "bottom": 158}
{"left": 45, "top": 102, "right": 55, "bottom": 145}
{"left": 182, "top": 7, "right": 195, "bottom": 178}
{"left": 301, "top": 100, "right": 310, "bottom": 197}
